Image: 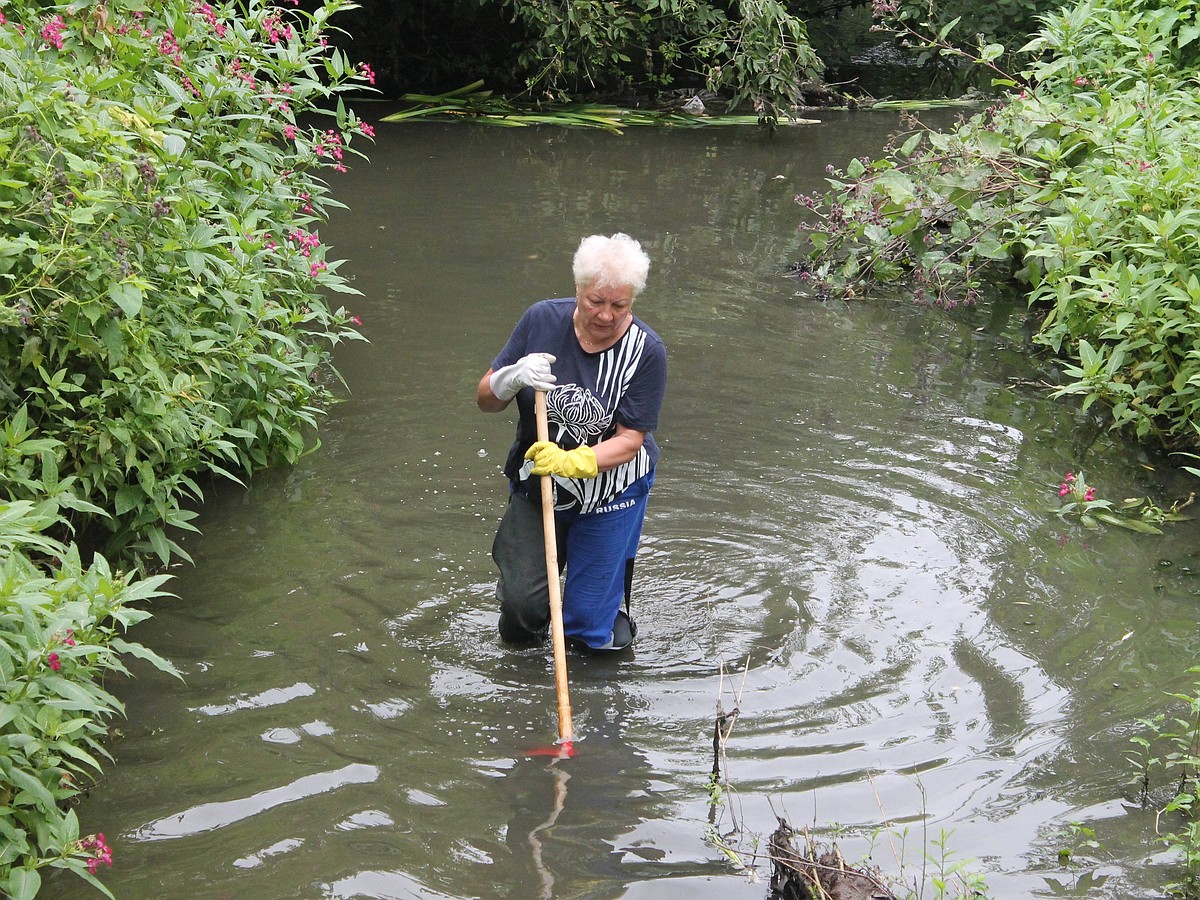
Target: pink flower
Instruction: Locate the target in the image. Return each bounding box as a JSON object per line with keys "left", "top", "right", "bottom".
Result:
{"left": 359, "top": 122, "right": 375, "bottom": 138}
{"left": 0, "top": 12, "right": 7, "bottom": 26}
{"left": 1084, "top": 487, "right": 1096, "bottom": 502}
{"left": 350, "top": 314, "right": 363, "bottom": 326}
{"left": 1074, "top": 76, "right": 1088, "bottom": 86}
{"left": 284, "top": 124, "right": 296, "bottom": 140}
{"left": 193, "top": 2, "right": 227, "bottom": 37}
{"left": 41, "top": 14, "right": 65, "bottom": 50}
{"left": 47, "top": 652, "right": 61, "bottom": 671}
{"left": 309, "top": 260, "right": 327, "bottom": 277}
{"left": 158, "top": 29, "right": 183, "bottom": 65}
{"left": 288, "top": 228, "right": 321, "bottom": 256}
{"left": 80, "top": 833, "right": 113, "bottom": 874}
{"left": 1058, "top": 484, "right": 1071, "bottom": 497}
{"left": 359, "top": 62, "right": 376, "bottom": 85}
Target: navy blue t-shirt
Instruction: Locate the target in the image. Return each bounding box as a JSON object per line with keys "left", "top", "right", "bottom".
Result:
{"left": 492, "top": 297, "right": 667, "bottom": 514}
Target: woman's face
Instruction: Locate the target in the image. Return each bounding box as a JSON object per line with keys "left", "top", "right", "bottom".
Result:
{"left": 574, "top": 280, "right": 634, "bottom": 347}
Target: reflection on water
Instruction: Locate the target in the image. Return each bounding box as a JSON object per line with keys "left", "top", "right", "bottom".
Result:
{"left": 43, "top": 117, "right": 1200, "bottom": 899}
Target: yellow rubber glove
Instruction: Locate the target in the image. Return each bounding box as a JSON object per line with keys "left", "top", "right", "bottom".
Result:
{"left": 525, "top": 441, "right": 599, "bottom": 479}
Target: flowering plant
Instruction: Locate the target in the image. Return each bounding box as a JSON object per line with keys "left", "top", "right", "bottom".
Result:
{"left": 1054, "top": 470, "right": 1192, "bottom": 533}
{"left": 0, "top": 0, "right": 373, "bottom": 568}
{"left": 0, "top": 500, "right": 176, "bottom": 899}
{"left": 797, "top": 0, "right": 1200, "bottom": 456}
{"left": 0, "top": 1, "right": 376, "bottom": 896}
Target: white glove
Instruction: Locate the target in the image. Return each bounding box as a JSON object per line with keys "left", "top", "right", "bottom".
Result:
{"left": 489, "top": 353, "right": 556, "bottom": 401}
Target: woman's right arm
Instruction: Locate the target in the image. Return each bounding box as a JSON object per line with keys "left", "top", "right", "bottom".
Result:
{"left": 477, "top": 369, "right": 511, "bottom": 413}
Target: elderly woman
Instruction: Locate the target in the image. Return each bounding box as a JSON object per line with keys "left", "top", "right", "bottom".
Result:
{"left": 477, "top": 233, "right": 667, "bottom": 651}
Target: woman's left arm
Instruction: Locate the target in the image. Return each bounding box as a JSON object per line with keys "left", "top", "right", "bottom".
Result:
{"left": 592, "top": 424, "right": 646, "bottom": 471}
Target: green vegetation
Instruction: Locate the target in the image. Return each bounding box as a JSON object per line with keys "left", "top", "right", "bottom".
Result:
{"left": 0, "top": 0, "right": 370, "bottom": 893}
{"left": 799, "top": 0, "right": 1200, "bottom": 456}
{"left": 337, "top": 0, "right": 1072, "bottom": 112}
{"left": 0, "top": 501, "right": 175, "bottom": 899}
{"left": 1130, "top": 669, "right": 1200, "bottom": 898}
{"left": 1052, "top": 469, "right": 1193, "bottom": 532}
{"left": 338, "top": 0, "right": 825, "bottom": 120}
{"left": 381, "top": 81, "right": 822, "bottom": 131}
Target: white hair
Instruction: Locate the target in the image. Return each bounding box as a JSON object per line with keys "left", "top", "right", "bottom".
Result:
{"left": 572, "top": 233, "right": 651, "bottom": 296}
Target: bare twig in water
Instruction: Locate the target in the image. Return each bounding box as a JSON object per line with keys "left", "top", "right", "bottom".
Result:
{"left": 709, "top": 656, "right": 750, "bottom": 828}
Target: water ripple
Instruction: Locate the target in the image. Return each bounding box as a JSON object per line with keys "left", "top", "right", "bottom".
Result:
{"left": 129, "top": 763, "right": 379, "bottom": 842}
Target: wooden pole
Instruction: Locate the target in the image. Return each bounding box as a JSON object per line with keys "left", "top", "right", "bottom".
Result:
{"left": 534, "top": 390, "right": 574, "bottom": 747}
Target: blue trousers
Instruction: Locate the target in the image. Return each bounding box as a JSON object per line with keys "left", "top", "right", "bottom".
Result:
{"left": 492, "top": 472, "right": 653, "bottom": 650}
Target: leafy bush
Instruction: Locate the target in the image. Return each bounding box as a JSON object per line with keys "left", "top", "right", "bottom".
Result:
{"left": 0, "top": 1, "right": 373, "bottom": 895}
{"left": 886, "top": 0, "right": 1066, "bottom": 72}
{"left": 472, "top": 0, "right": 822, "bottom": 119}
{"left": 1130, "top": 669, "right": 1200, "bottom": 898}
{"left": 0, "top": 499, "right": 176, "bottom": 899}
{"left": 0, "top": 0, "right": 370, "bottom": 568}
{"left": 797, "top": 0, "right": 1200, "bottom": 453}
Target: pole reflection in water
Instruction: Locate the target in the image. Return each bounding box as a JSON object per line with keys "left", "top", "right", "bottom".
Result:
{"left": 526, "top": 760, "right": 568, "bottom": 900}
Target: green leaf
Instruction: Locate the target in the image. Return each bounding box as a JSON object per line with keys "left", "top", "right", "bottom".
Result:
{"left": 107, "top": 280, "right": 143, "bottom": 318}
{"left": 5, "top": 867, "right": 41, "bottom": 900}
{"left": 8, "top": 768, "right": 55, "bottom": 810}
{"left": 110, "top": 638, "right": 184, "bottom": 679}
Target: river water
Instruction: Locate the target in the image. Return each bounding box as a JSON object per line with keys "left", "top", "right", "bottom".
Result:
{"left": 47, "top": 113, "right": 1200, "bottom": 899}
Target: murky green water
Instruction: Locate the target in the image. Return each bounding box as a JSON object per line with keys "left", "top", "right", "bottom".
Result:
{"left": 47, "top": 114, "right": 1200, "bottom": 899}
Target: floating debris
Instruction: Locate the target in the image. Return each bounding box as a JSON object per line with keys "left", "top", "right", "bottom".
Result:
{"left": 381, "top": 81, "right": 820, "bottom": 132}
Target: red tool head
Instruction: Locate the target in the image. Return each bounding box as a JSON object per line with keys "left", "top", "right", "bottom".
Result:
{"left": 525, "top": 739, "right": 575, "bottom": 759}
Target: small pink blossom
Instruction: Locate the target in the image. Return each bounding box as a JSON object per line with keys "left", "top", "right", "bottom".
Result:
{"left": 41, "top": 14, "right": 65, "bottom": 50}
{"left": 1074, "top": 76, "right": 1088, "bottom": 86}
{"left": 359, "top": 122, "right": 375, "bottom": 138}
{"left": 314, "top": 129, "right": 347, "bottom": 172}
{"left": 359, "top": 62, "right": 376, "bottom": 85}
{"left": 310, "top": 260, "right": 327, "bottom": 277}
{"left": 79, "top": 833, "right": 113, "bottom": 874}
{"left": 47, "top": 652, "right": 61, "bottom": 671}
{"left": 262, "top": 10, "right": 293, "bottom": 44}
{"left": 158, "top": 29, "right": 183, "bottom": 65}
{"left": 193, "top": 2, "right": 227, "bottom": 37}
{"left": 350, "top": 314, "right": 363, "bottom": 326}
{"left": 284, "top": 124, "right": 296, "bottom": 140}
{"left": 1084, "top": 487, "right": 1096, "bottom": 502}
{"left": 288, "top": 228, "right": 321, "bottom": 256}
